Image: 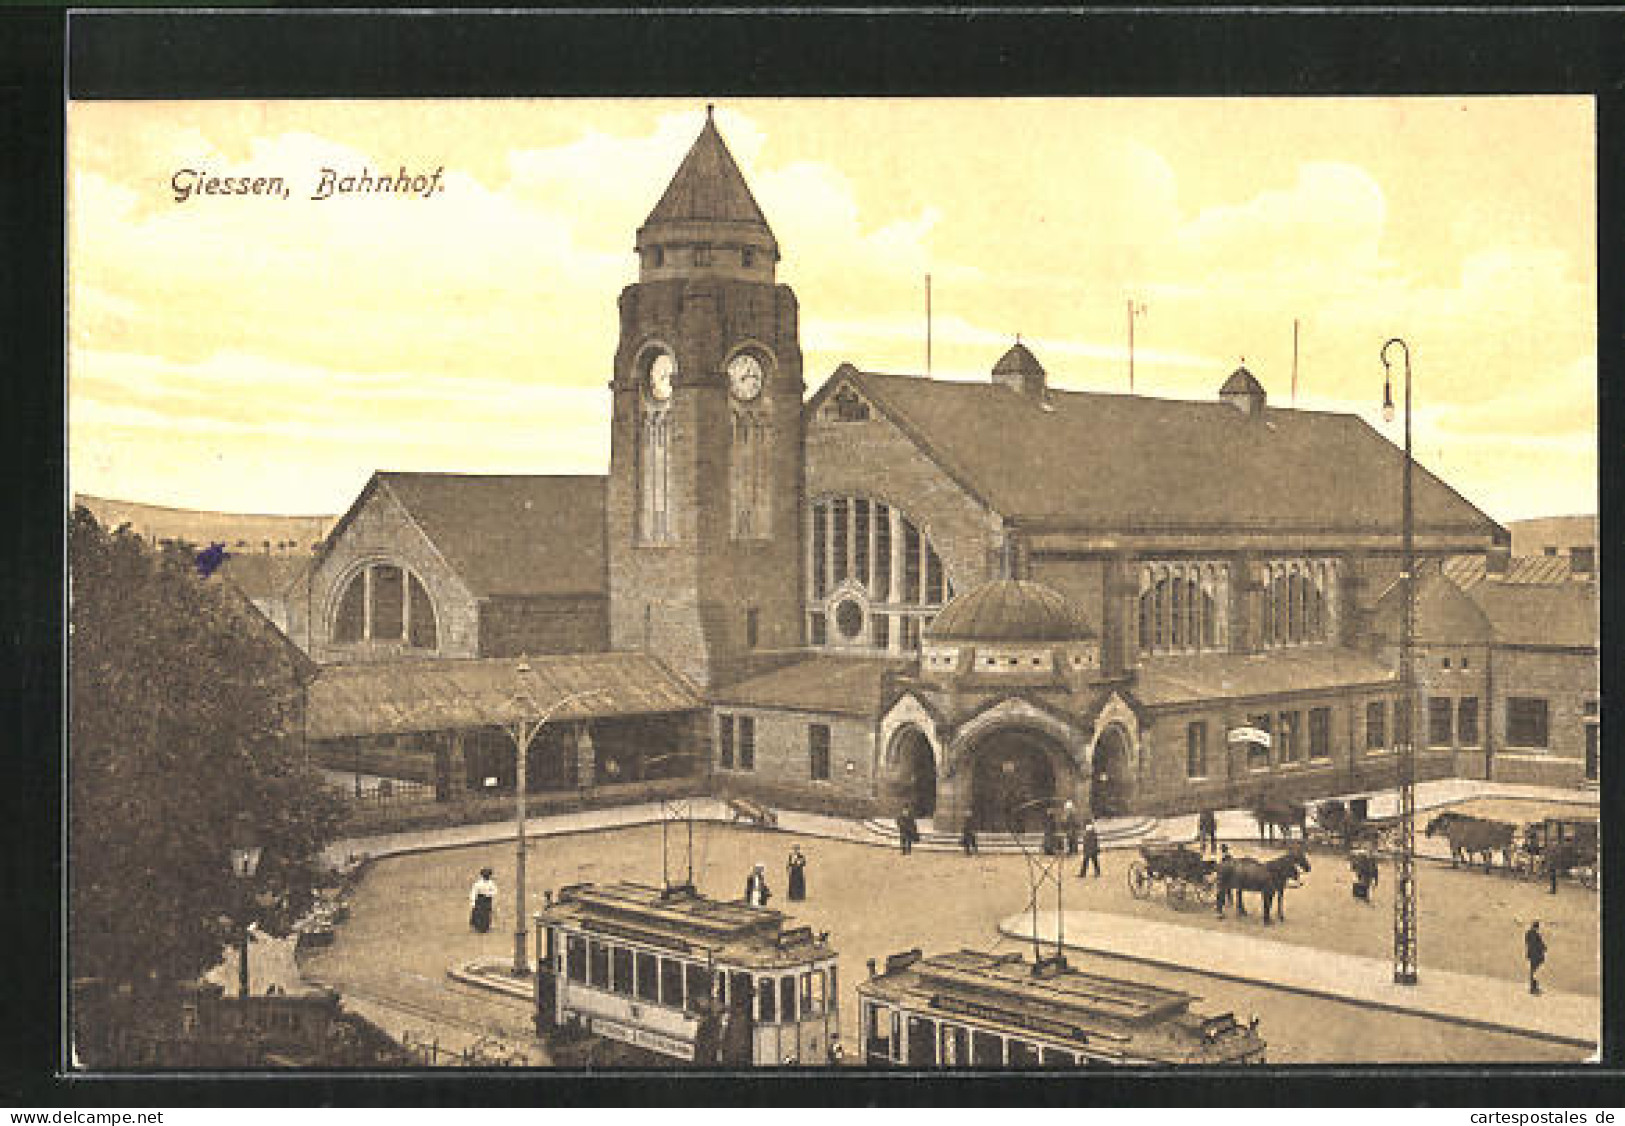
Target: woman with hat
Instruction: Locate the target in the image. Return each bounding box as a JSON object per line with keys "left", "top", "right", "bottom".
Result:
{"left": 744, "top": 862, "right": 772, "bottom": 907}
{"left": 787, "top": 845, "right": 808, "bottom": 902}
{"left": 469, "top": 867, "right": 497, "bottom": 933}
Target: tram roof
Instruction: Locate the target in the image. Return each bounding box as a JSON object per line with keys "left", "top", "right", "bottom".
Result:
{"left": 543, "top": 881, "right": 837, "bottom": 968}
{"left": 860, "top": 949, "right": 1264, "bottom": 1064}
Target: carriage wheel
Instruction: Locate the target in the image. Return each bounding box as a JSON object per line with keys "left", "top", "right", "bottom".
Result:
{"left": 1579, "top": 866, "right": 1598, "bottom": 890}
{"left": 1195, "top": 879, "right": 1217, "bottom": 907}
{"left": 1128, "top": 861, "right": 1152, "bottom": 899}
{"left": 1167, "top": 879, "right": 1188, "bottom": 907}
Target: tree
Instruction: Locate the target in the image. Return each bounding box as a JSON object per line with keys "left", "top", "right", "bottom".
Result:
{"left": 69, "top": 507, "right": 346, "bottom": 991}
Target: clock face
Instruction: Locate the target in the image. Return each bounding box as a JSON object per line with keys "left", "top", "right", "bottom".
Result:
{"left": 728, "top": 353, "right": 765, "bottom": 401}
{"left": 647, "top": 353, "right": 675, "bottom": 402}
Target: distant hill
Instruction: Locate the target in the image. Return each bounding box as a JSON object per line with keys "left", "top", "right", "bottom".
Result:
{"left": 73, "top": 494, "right": 337, "bottom": 555}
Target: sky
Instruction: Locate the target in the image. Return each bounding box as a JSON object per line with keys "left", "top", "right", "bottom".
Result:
{"left": 68, "top": 97, "right": 1596, "bottom": 523}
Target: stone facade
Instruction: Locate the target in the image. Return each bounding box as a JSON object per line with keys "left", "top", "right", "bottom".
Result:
{"left": 710, "top": 705, "right": 882, "bottom": 817}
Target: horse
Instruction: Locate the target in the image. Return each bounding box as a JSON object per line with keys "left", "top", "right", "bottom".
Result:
{"left": 1252, "top": 797, "right": 1308, "bottom": 842}
{"left": 1425, "top": 812, "right": 1514, "bottom": 871}
{"left": 1215, "top": 847, "right": 1312, "bottom": 925}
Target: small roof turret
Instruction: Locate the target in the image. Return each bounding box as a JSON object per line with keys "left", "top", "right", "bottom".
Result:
{"left": 992, "top": 340, "right": 1047, "bottom": 399}
{"left": 1220, "top": 364, "right": 1267, "bottom": 416}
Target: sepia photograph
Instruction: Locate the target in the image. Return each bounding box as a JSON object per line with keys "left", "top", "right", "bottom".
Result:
{"left": 65, "top": 87, "right": 1599, "bottom": 1076}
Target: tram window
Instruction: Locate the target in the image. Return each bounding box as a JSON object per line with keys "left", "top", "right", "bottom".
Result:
{"left": 660, "top": 958, "right": 684, "bottom": 1008}
{"left": 566, "top": 936, "right": 587, "bottom": 983}
{"left": 780, "top": 976, "right": 797, "bottom": 1022}
{"left": 972, "top": 1030, "right": 1003, "bottom": 1067}
{"left": 865, "top": 1004, "right": 889, "bottom": 1055}
{"left": 1007, "top": 1039, "right": 1039, "bottom": 1068}
{"left": 611, "top": 947, "right": 634, "bottom": 996}
{"left": 686, "top": 963, "right": 712, "bottom": 1012}
{"left": 804, "top": 969, "right": 824, "bottom": 1016}
{"left": 730, "top": 971, "right": 753, "bottom": 1014}
{"left": 759, "top": 977, "right": 776, "bottom": 1022}
{"left": 1041, "top": 1047, "right": 1076, "bottom": 1069}
{"left": 828, "top": 965, "right": 837, "bottom": 1006}
{"left": 906, "top": 1016, "right": 937, "bottom": 1066}
{"left": 589, "top": 941, "right": 609, "bottom": 989}
{"left": 544, "top": 927, "right": 556, "bottom": 967}
{"left": 636, "top": 952, "right": 659, "bottom": 1002}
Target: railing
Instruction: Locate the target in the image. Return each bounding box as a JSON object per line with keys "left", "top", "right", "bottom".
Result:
{"left": 399, "top": 1029, "right": 532, "bottom": 1067}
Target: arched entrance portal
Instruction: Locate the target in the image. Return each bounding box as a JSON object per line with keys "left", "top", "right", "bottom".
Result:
{"left": 1091, "top": 725, "right": 1133, "bottom": 817}
{"left": 894, "top": 728, "right": 938, "bottom": 818}
{"left": 970, "top": 729, "right": 1061, "bottom": 833}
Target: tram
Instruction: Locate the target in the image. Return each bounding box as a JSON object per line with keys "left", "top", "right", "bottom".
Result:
{"left": 534, "top": 881, "right": 842, "bottom": 1066}
{"left": 857, "top": 948, "right": 1266, "bottom": 1067}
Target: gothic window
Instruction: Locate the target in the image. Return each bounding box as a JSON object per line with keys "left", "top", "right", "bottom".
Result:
{"left": 330, "top": 563, "right": 438, "bottom": 649}
{"left": 639, "top": 352, "right": 674, "bottom": 543}
{"left": 805, "top": 496, "right": 948, "bottom": 654}
{"left": 830, "top": 387, "right": 871, "bottom": 422}
{"left": 1137, "top": 562, "right": 1228, "bottom": 656}
{"left": 1260, "top": 559, "right": 1338, "bottom": 649}
{"left": 731, "top": 412, "right": 770, "bottom": 539}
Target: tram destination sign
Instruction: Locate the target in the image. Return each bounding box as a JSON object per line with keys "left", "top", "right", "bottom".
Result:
{"left": 929, "top": 994, "right": 1088, "bottom": 1044}
{"left": 588, "top": 1016, "right": 695, "bottom": 1061}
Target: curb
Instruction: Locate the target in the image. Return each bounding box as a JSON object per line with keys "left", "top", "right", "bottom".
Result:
{"left": 996, "top": 915, "right": 1596, "bottom": 1051}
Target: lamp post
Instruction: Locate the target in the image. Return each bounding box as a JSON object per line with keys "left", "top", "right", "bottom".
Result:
{"left": 1382, "top": 336, "right": 1419, "bottom": 986}
{"left": 228, "top": 826, "right": 264, "bottom": 1000}
{"left": 505, "top": 657, "right": 609, "bottom": 976}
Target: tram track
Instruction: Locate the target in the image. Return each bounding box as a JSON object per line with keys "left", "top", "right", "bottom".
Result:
{"left": 311, "top": 974, "right": 539, "bottom": 1047}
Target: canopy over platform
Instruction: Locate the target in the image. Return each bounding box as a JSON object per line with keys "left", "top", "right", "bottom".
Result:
{"left": 306, "top": 653, "right": 702, "bottom": 740}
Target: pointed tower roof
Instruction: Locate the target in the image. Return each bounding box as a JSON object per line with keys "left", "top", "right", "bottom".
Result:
{"left": 1220, "top": 365, "right": 1265, "bottom": 396}
{"left": 642, "top": 107, "right": 775, "bottom": 237}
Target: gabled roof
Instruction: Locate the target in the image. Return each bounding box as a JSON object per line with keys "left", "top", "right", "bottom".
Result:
{"left": 812, "top": 368, "right": 1503, "bottom": 536}
{"left": 377, "top": 473, "right": 607, "bottom": 599}
{"left": 1371, "top": 572, "right": 1494, "bottom": 646}
{"left": 318, "top": 472, "right": 607, "bottom": 600}
{"left": 1471, "top": 582, "right": 1597, "bottom": 649}
{"left": 642, "top": 109, "right": 775, "bottom": 237}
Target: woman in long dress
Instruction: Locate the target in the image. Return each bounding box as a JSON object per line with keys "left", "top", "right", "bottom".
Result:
{"left": 469, "top": 867, "right": 497, "bottom": 933}
{"left": 787, "top": 846, "right": 808, "bottom": 901}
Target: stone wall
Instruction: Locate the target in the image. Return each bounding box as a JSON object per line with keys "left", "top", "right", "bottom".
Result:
{"left": 1487, "top": 646, "right": 1598, "bottom": 786}
{"left": 708, "top": 704, "right": 880, "bottom": 816}
{"left": 288, "top": 484, "right": 479, "bottom": 663}
{"left": 478, "top": 595, "right": 610, "bottom": 656}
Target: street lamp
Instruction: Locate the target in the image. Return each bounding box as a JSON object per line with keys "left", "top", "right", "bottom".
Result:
{"left": 506, "top": 656, "right": 609, "bottom": 976}
{"left": 1381, "top": 336, "right": 1419, "bottom": 986}
{"left": 228, "top": 822, "right": 264, "bottom": 1000}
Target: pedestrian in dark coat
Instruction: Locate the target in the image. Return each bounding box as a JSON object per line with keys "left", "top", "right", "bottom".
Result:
{"left": 1548, "top": 853, "right": 1561, "bottom": 894}
{"left": 1063, "top": 800, "right": 1081, "bottom": 856}
{"left": 1078, "top": 821, "right": 1101, "bottom": 877}
{"left": 960, "top": 821, "right": 979, "bottom": 856}
{"left": 1042, "top": 811, "right": 1060, "bottom": 856}
{"left": 1197, "top": 809, "right": 1219, "bottom": 855}
{"left": 787, "top": 846, "right": 808, "bottom": 901}
{"left": 1525, "top": 921, "right": 1546, "bottom": 995}
{"left": 1217, "top": 844, "right": 1234, "bottom": 907}
{"left": 897, "top": 809, "right": 917, "bottom": 855}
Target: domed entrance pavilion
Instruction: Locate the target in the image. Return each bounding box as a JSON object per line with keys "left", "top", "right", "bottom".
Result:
{"left": 878, "top": 577, "right": 1141, "bottom": 836}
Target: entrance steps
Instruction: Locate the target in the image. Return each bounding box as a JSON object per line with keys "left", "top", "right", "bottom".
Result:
{"left": 861, "top": 814, "right": 1158, "bottom": 854}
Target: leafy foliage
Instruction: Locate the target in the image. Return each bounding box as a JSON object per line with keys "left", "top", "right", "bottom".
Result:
{"left": 69, "top": 507, "right": 347, "bottom": 988}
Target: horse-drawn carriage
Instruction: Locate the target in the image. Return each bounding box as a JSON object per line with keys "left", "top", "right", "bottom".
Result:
{"left": 1308, "top": 799, "right": 1395, "bottom": 852}
{"left": 1128, "top": 841, "right": 1219, "bottom": 908}
{"left": 1513, "top": 816, "right": 1598, "bottom": 889}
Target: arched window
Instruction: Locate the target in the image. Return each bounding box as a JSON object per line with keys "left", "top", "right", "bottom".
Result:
{"left": 731, "top": 412, "right": 770, "bottom": 538}
{"left": 1139, "top": 561, "right": 1229, "bottom": 656}
{"left": 807, "top": 496, "right": 947, "bottom": 654}
{"left": 330, "top": 562, "right": 438, "bottom": 649}
{"left": 639, "top": 350, "right": 675, "bottom": 544}
{"left": 1261, "top": 558, "right": 1338, "bottom": 648}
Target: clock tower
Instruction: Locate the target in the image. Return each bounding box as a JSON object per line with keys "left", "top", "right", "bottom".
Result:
{"left": 607, "top": 108, "right": 806, "bottom": 688}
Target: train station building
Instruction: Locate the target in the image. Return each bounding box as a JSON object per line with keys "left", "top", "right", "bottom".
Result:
{"left": 279, "top": 109, "right": 1597, "bottom": 831}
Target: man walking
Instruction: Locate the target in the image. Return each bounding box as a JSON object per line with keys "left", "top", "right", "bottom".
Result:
{"left": 1197, "top": 808, "right": 1219, "bottom": 855}
{"left": 1525, "top": 921, "right": 1546, "bottom": 995}
{"left": 960, "top": 819, "right": 979, "bottom": 857}
{"left": 897, "top": 808, "right": 917, "bottom": 855}
{"left": 1078, "top": 820, "right": 1101, "bottom": 877}
{"left": 1063, "top": 800, "right": 1081, "bottom": 856}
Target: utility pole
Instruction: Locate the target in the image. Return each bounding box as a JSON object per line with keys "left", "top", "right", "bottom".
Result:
{"left": 1382, "top": 338, "right": 1419, "bottom": 986}
{"left": 1127, "top": 299, "right": 1147, "bottom": 392}
{"left": 925, "top": 274, "right": 933, "bottom": 376}
{"left": 1292, "top": 319, "right": 1300, "bottom": 405}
